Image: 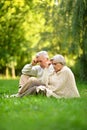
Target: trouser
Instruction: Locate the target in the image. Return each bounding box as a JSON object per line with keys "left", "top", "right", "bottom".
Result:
{"left": 18, "top": 76, "right": 45, "bottom": 97}
{"left": 19, "top": 74, "right": 30, "bottom": 88}
{"left": 17, "top": 86, "right": 38, "bottom": 97}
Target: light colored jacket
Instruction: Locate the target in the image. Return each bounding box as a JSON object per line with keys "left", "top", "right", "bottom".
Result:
{"left": 22, "top": 64, "right": 54, "bottom": 79}
{"left": 42, "top": 66, "right": 80, "bottom": 98}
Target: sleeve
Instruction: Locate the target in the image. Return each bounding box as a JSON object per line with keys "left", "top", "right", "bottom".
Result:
{"left": 21, "top": 64, "right": 38, "bottom": 76}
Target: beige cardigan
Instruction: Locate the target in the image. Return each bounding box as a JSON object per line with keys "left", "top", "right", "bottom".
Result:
{"left": 41, "top": 66, "right": 80, "bottom": 98}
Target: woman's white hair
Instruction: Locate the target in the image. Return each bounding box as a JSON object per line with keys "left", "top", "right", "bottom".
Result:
{"left": 36, "top": 51, "right": 49, "bottom": 58}
{"left": 51, "top": 54, "right": 66, "bottom": 65}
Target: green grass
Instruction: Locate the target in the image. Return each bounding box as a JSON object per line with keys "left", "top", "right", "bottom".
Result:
{"left": 0, "top": 79, "right": 87, "bottom": 130}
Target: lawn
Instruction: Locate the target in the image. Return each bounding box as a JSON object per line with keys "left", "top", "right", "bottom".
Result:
{"left": 0, "top": 79, "right": 87, "bottom": 130}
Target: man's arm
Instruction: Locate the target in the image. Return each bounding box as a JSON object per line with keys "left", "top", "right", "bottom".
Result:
{"left": 21, "top": 57, "right": 39, "bottom": 76}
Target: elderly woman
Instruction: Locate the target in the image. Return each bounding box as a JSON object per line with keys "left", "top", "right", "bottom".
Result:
{"left": 37, "top": 54, "right": 80, "bottom": 98}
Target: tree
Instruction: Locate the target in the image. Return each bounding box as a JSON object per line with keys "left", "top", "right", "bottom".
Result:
{"left": 66, "top": 0, "right": 87, "bottom": 80}
{"left": 0, "top": 0, "right": 87, "bottom": 80}
{"left": 0, "top": 0, "right": 30, "bottom": 77}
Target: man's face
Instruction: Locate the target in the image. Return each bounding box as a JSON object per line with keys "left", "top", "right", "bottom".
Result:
{"left": 37, "top": 55, "right": 48, "bottom": 68}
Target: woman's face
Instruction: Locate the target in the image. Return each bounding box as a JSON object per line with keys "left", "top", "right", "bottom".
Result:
{"left": 52, "top": 61, "right": 63, "bottom": 72}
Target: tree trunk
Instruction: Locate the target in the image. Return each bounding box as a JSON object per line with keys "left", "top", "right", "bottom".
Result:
{"left": 6, "top": 66, "right": 9, "bottom": 79}
{"left": 11, "top": 65, "right": 16, "bottom": 78}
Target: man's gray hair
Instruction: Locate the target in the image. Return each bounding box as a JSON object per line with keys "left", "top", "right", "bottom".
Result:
{"left": 51, "top": 54, "right": 66, "bottom": 65}
{"left": 36, "top": 51, "right": 49, "bottom": 58}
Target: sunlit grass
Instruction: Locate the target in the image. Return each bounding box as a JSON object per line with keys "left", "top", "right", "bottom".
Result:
{"left": 0, "top": 79, "right": 87, "bottom": 130}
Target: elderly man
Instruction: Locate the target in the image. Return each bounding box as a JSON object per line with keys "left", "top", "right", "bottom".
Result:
{"left": 16, "top": 51, "right": 54, "bottom": 97}
{"left": 37, "top": 54, "right": 80, "bottom": 98}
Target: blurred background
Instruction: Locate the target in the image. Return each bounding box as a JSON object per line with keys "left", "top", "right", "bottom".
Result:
{"left": 0, "top": 0, "right": 87, "bottom": 81}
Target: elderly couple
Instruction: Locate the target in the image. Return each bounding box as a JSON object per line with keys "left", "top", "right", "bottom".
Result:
{"left": 13, "top": 51, "right": 80, "bottom": 98}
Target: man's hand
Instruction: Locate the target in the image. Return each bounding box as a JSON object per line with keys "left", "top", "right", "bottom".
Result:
{"left": 31, "top": 58, "right": 38, "bottom": 66}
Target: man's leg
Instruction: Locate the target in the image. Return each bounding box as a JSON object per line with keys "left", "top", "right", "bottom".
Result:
{"left": 18, "top": 77, "right": 42, "bottom": 94}
{"left": 19, "top": 74, "right": 30, "bottom": 89}
{"left": 17, "top": 86, "right": 37, "bottom": 97}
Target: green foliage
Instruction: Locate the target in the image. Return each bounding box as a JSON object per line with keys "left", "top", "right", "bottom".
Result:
{"left": 0, "top": 0, "right": 28, "bottom": 69}
{"left": 70, "top": 0, "right": 87, "bottom": 80}
{"left": 72, "top": 55, "right": 87, "bottom": 81}
{"left": 0, "top": 79, "right": 87, "bottom": 130}
{"left": 0, "top": 0, "right": 87, "bottom": 79}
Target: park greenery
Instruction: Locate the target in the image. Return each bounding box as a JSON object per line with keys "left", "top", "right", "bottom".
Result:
{"left": 0, "top": 79, "right": 87, "bottom": 130}
{"left": 0, "top": 1, "right": 87, "bottom": 130}
{"left": 0, "top": 0, "right": 87, "bottom": 80}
